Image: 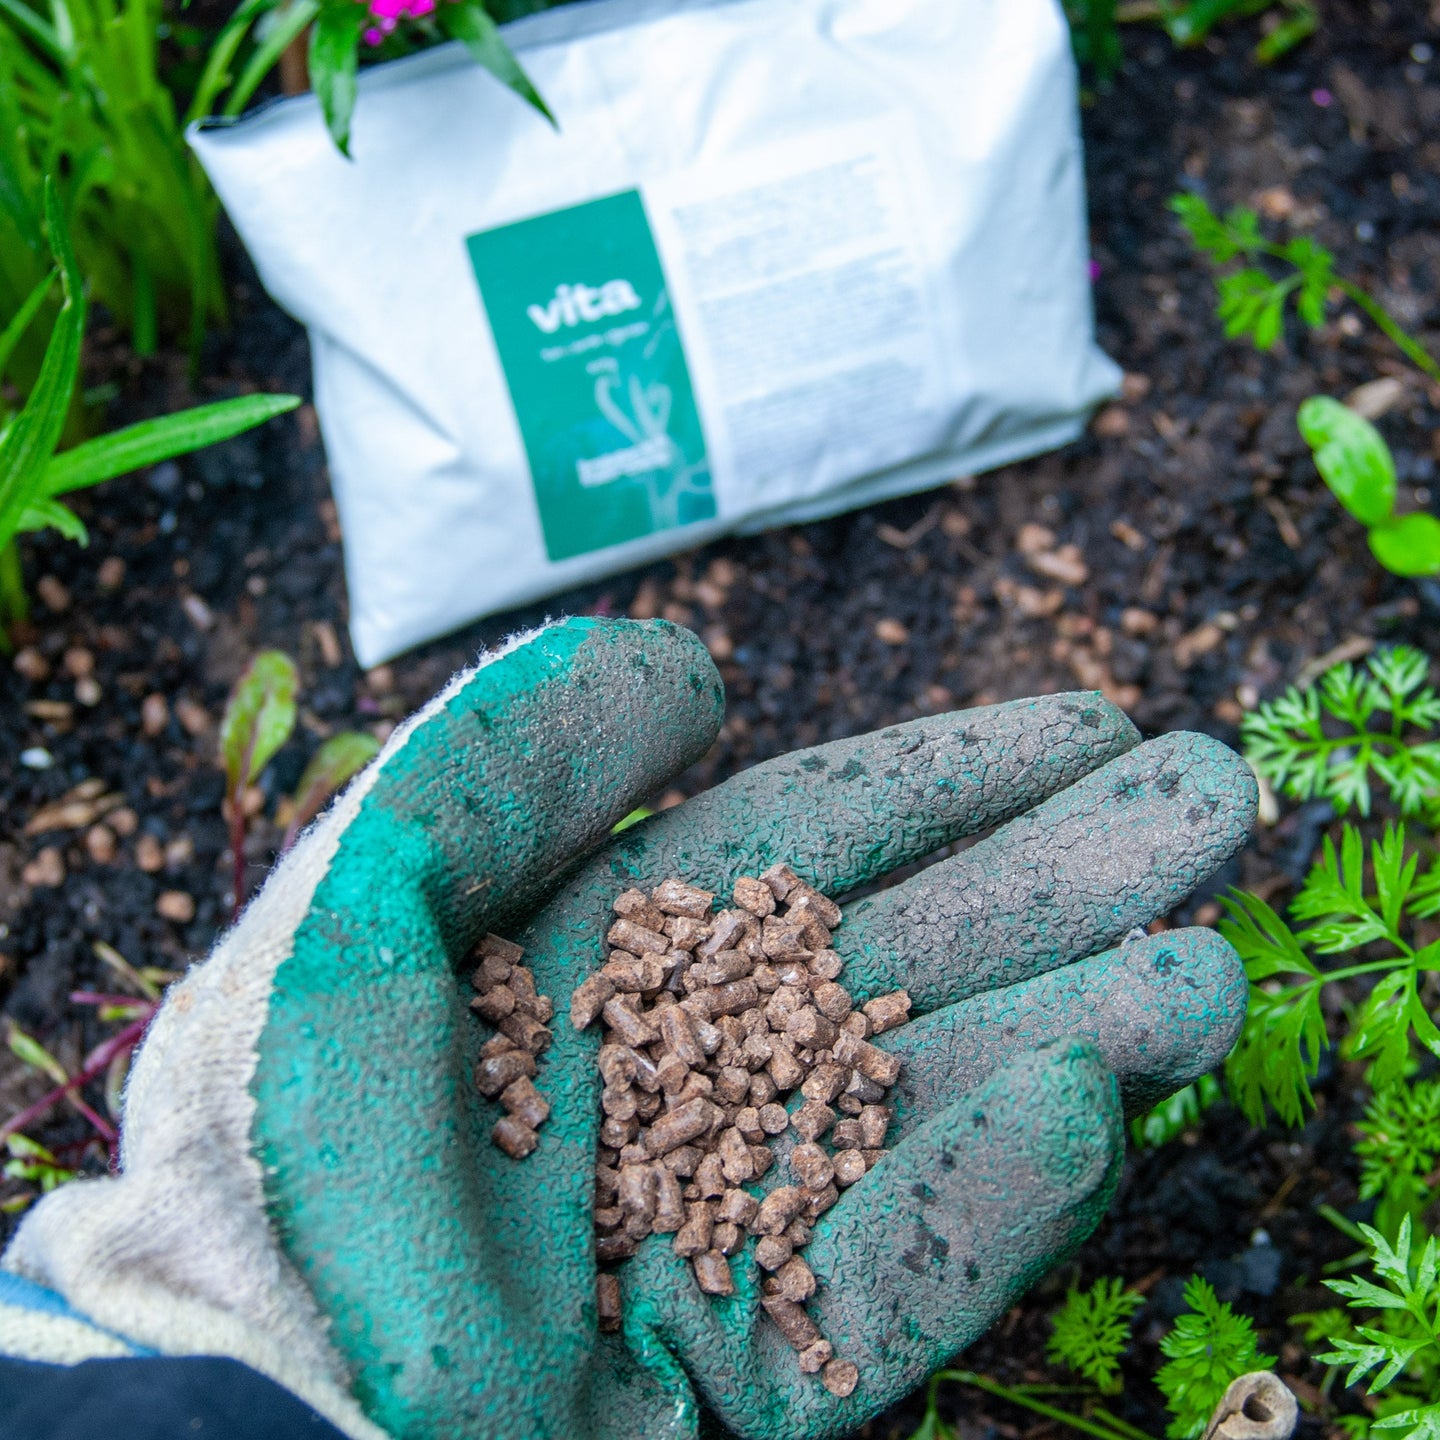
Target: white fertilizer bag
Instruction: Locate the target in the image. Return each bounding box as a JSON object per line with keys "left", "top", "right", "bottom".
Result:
{"left": 191, "top": 0, "right": 1120, "bottom": 666}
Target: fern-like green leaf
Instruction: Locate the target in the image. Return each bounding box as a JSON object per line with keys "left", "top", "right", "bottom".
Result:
{"left": 1047, "top": 1277, "right": 1144, "bottom": 1395}
{"left": 1157, "top": 1276, "right": 1275, "bottom": 1440}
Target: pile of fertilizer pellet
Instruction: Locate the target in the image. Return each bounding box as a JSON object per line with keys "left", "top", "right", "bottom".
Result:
{"left": 466, "top": 863, "right": 910, "bottom": 1399}
{"left": 575, "top": 863, "right": 909, "bottom": 1399}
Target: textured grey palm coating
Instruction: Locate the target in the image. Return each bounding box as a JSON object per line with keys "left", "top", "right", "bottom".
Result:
{"left": 881, "top": 927, "right": 1249, "bottom": 1128}
{"left": 836, "top": 731, "right": 1259, "bottom": 1009}
{"left": 526, "top": 692, "right": 1141, "bottom": 954}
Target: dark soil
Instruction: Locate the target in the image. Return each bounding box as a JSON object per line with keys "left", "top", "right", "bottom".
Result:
{"left": 3, "top": 3, "right": 1439, "bottom": 1437}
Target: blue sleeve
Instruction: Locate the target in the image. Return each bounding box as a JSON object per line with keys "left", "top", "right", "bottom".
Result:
{"left": 0, "top": 1353, "right": 351, "bottom": 1440}
{"left": 0, "top": 1272, "right": 350, "bottom": 1439}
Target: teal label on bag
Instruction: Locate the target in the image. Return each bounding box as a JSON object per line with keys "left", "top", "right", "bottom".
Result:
{"left": 466, "top": 190, "right": 715, "bottom": 563}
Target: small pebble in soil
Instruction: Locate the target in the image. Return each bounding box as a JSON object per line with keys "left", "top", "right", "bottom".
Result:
{"left": 155, "top": 890, "right": 196, "bottom": 923}
{"left": 21, "top": 848, "right": 66, "bottom": 888}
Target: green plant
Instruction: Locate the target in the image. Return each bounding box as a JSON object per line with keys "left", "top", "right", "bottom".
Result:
{"left": 1318, "top": 1217, "right": 1440, "bottom": 1440}
{"left": 1356, "top": 1079, "right": 1440, "bottom": 1234}
{"left": 1241, "top": 645, "right": 1440, "bottom": 823}
{"left": 2, "top": 1135, "right": 76, "bottom": 1212}
{"left": 0, "top": 944, "right": 170, "bottom": 1199}
{"left": 907, "top": 1278, "right": 1272, "bottom": 1440}
{"left": 1221, "top": 823, "right": 1440, "bottom": 1127}
{"left": 1170, "top": 195, "right": 1440, "bottom": 385}
{"left": 0, "top": 0, "right": 223, "bottom": 362}
{"left": 0, "top": 179, "right": 301, "bottom": 640}
{"left": 1156, "top": 1275, "right": 1276, "bottom": 1439}
{"left": 1048, "top": 1277, "right": 1145, "bottom": 1395}
{"left": 192, "top": 0, "right": 552, "bottom": 157}
{"left": 1131, "top": 1073, "right": 1224, "bottom": 1148}
{"left": 220, "top": 649, "right": 381, "bottom": 912}
{"left": 1296, "top": 398, "right": 1440, "bottom": 579}
{"left": 1065, "top": 1, "right": 1315, "bottom": 82}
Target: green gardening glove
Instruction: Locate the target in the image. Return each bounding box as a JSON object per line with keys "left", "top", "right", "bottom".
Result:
{"left": 4, "top": 617, "right": 1256, "bottom": 1440}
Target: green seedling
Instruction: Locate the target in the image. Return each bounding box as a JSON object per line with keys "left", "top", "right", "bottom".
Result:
{"left": 1048, "top": 1277, "right": 1146, "bottom": 1396}
{"left": 0, "top": 179, "right": 300, "bottom": 639}
{"left": 1297, "top": 397, "right": 1440, "bottom": 579}
{"left": 193, "top": 0, "right": 552, "bottom": 157}
{"left": 1318, "top": 1217, "right": 1440, "bottom": 1440}
{"left": 1157, "top": 1276, "right": 1276, "bottom": 1439}
{"left": 1065, "top": 1, "right": 1314, "bottom": 80}
{"left": 221, "top": 649, "right": 380, "bottom": 912}
{"left": 909, "top": 1276, "right": 1272, "bottom": 1440}
{"left": 1221, "top": 823, "right": 1440, "bottom": 1127}
{"left": 1356, "top": 1079, "right": 1440, "bottom": 1236}
{"left": 0, "top": 940, "right": 169, "bottom": 1193}
{"left": 1170, "top": 195, "right": 1440, "bottom": 385}
{"left": 1241, "top": 646, "right": 1440, "bottom": 823}
{"left": 2, "top": 1135, "right": 76, "bottom": 1212}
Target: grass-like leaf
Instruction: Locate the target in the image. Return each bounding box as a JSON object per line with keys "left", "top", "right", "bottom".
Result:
{"left": 43, "top": 392, "right": 300, "bottom": 496}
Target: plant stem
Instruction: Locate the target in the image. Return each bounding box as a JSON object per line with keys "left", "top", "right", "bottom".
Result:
{"left": 0, "top": 542, "right": 27, "bottom": 649}
{"left": 1317, "top": 1202, "right": 1369, "bottom": 1245}
{"left": 231, "top": 803, "right": 248, "bottom": 921}
{"left": 1093, "top": 1407, "right": 1156, "bottom": 1440}
{"left": 0, "top": 1015, "right": 150, "bottom": 1147}
{"left": 930, "top": 1371, "right": 1145, "bottom": 1440}
{"left": 1337, "top": 279, "right": 1440, "bottom": 387}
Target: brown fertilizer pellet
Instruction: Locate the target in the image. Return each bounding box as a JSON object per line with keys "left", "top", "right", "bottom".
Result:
{"left": 574, "top": 862, "right": 912, "bottom": 1394}
{"left": 467, "top": 934, "right": 554, "bottom": 1158}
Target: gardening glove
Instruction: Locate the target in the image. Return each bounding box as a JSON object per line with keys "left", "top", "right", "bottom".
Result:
{"left": 1, "top": 616, "right": 1256, "bottom": 1440}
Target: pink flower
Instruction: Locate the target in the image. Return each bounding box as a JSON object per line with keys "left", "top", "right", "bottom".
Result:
{"left": 362, "top": 24, "right": 384, "bottom": 43}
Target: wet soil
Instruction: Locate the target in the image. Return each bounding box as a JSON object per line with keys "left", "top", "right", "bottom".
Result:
{"left": 2, "top": 2, "right": 1439, "bottom": 1436}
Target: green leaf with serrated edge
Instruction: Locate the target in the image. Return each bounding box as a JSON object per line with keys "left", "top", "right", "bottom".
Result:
{"left": 1047, "top": 1276, "right": 1144, "bottom": 1393}
{"left": 1157, "top": 1276, "right": 1275, "bottom": 1439}
{"left": 220, "top": 650, "right": 298, "bottom": 801}
{"left": 309, "top": 3, "right": 365, "bottom": 156}
{"left": 437, "top": 1, "right": 554, "bottom": 125}
{"left": 6, "top": 1022, "right": 67, "bottom": 1085}
{"left": 1409, "top": 863, "right": 1440, "bottom": 921}
{"left": 1224, "top": 978, "right": 1325, "bottom": 1128}
{"left": 1218, "top": 891, "right": 1319, "bottom": 980}
{"left": 1373, "top": 826, "right": 1417, "bottom": 936}
{"left": 1373, "top": 1409, "right": 1440, "bottom": 1439}
{"left": 1371, "top": 513, "right": 1440, "bottom": 579}
{"left": 1299, "top": 396, "right": 1397, "bottom": 528}
{"left": 287, "top": 731, "right": 380, "bottom": 837}
{"left": 44, "top": 394, "right": 301, "bottom": 496}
